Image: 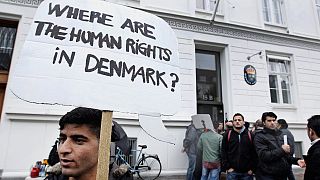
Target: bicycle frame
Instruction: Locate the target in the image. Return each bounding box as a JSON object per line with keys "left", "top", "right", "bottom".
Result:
{"left": 114, "top": 146, "right": 144, "bottom": 174}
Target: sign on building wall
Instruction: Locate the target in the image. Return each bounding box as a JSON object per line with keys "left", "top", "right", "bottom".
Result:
{"left": 244, "top": 65, "right": 256, "bottom": 85}
{"left": 9, "top": 0, "right": 181, "bottom": 115}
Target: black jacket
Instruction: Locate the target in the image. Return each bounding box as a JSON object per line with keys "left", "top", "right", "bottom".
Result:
{"left": 304, "top": 140, "right": 320, "bottom": 180}
{"left": 254, "top": 128, "right": 298, "bottom": 177}
{"left": 221, "top": 128, "right": 257, "bottom": 173}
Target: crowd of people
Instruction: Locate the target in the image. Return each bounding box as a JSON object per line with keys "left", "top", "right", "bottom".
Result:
{"left": 183, "top": 112, "right": 320, "bottom": 180}
{"left": 39, "top": 107, "right": 320, "bottom": 180}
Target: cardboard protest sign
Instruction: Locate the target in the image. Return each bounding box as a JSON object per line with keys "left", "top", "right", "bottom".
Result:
{"left": 10, "top": 0, "right": 180, "bottom": 115}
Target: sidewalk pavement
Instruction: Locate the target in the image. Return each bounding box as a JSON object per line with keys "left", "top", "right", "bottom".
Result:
{"left": 152, "top": 167, "right": 305, "bottom": 180}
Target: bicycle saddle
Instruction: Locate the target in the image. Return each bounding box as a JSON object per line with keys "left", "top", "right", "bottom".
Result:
{"left": 138, "top": 145, "right": 147, "bottom": 149}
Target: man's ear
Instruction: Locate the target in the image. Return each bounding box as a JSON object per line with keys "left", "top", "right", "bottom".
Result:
{"left": 309, "top": 128, "right": 315, "bottom": 138}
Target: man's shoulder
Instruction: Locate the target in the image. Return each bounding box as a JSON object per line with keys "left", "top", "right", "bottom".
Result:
{"left": 208, "top": 131, "right": 223, "bottom": 138}
{"left": 253, "top": 129, "right": 268, "bottom": 139}
{"left": 311, "top": 140, "right": 320, "bottom": 151}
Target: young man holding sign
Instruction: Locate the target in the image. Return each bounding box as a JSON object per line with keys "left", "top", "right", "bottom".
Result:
{"left": 56, "top": 107, "right": 101, "bottom": 180}
{"left": 46, "top": 107, "right": 130, "bottom": 180}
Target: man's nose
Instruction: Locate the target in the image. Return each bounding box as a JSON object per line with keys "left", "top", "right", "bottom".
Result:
{"left": 58, "top": 140, "right": 72, "bottom": 154}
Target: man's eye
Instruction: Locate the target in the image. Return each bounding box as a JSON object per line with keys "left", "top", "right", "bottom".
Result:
{"left": 57, "top": 137, "right": 66, "bottom": 144}
{"left": 74, "top": 138, "right": 85, "bottom": 144}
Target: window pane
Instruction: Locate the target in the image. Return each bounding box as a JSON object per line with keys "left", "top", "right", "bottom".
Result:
{"left": 0, "top": 22, "right": 17, "bottom": 71}
{"left": 209, "top": 0, "right": 215, "bottom": 11}
{"left": 263, "top": 0, "right": 271, "bottom": 22}
{"left": 294, "top": 142, "right": 303, "bottom": 158}
{"left": 272, "top": 0, "right": 283, "bottom": 24}
{"left": 269, "top": 75, "right": 278, "bottom": 88}
{"left": 196, "top": 0, "right": 205, "bottom": 9}
{"left": 317, "top": 8, "right": 320, "bottom": 22}
{"left": 196, "top": 53, "right": 216, "bottom": 70}
{"left": 282, "top": 89, "right": 291, "bottom": 104}
{"left": 280, "top": 76, "right": 290, "bottom": 89}
{"left": 269, "top": 75, "right": 279, "bottom": 103}
{"left": 268, "top": 59, "right": 278, "bottom": 72}
{"left": 279, "top": 61, "right": 289, "bottom": 73}
{"left": 270, "top": 89, "right": 279, "bottom": 103}
{"left": 316, "top": 0, "right": 320, "bottom": 24}
{"left": 281, "top": 75, "right": 291, "bottom": 104}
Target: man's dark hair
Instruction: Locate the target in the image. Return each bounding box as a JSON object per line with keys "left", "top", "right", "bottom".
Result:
{"left": 244, "top": 121, "right": 250, "bottom": 129}
{"left": 233, "top": 113, "right": 244, "bottom": 121}
{"left": 307, "top": 115, "right": 320, "bottom": 137}
{"left": 255, "top": 119, "right": 263, "bottom": 128}
{"left": 59, "top": 107, "right": 102, "bottom": 139}
{"left": 261, "top": 112, "right": 277, "bottom": 122}
{"left": 213, "top": 120, "right": 219, "bottom": 130}
{"left": 277, "top": 119, "right": 288, "bottom": 129}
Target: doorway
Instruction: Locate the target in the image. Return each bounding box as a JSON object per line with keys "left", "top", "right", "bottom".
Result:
{"left": 195, "top": 49, "right": 223, "bottom": 123}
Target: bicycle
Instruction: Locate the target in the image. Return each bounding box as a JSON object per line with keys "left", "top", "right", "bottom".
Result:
{"left": 113, "top": 144, "right": 162, "bottom": 180}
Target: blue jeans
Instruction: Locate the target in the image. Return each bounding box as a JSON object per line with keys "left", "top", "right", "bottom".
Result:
{"left": 186, "top": 154, "right": 196, "bottom": 180}
{"left": 227, "top": 171, "right": 253, "bottom": 180}
{"left": 201, "top": 167, "right": 220, "bottom": 180}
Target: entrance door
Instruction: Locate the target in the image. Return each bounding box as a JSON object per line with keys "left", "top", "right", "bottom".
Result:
{"left": 195, "top": 50, "right": 223, "bottom": 122}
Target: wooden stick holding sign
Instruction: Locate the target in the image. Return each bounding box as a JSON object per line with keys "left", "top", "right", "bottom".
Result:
{"left": 96, "top": 111, "right": 113, "bottom": 180}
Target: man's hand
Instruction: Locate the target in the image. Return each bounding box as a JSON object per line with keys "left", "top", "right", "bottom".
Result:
{"left": 247, "top": 170, "right": 253, "bottom": 175}
{"left": 298, "top": 159, "right": 306, "bottom": 168}
{"left": 282, "top": 144, "right": 290, "bottom": 153}
{"left": 227, "top": 168, "right": 234, "bottom": 173}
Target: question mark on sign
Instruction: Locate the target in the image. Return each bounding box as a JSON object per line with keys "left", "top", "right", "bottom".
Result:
{"left": 170, "top": 73, "right": 179, "bottom": 92}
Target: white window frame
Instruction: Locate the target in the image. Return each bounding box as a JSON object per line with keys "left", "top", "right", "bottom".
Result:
{"left": 267, "top": 54, "right": 293, "bottom": 105}
{"left": 262, "top": 0, "right": 286, "bottom": 26}
{"left": 315, "top": 0, "right": 320, "bottom": 24}
{"left": 196, "top": 0, "right": 223, "bottom": 14}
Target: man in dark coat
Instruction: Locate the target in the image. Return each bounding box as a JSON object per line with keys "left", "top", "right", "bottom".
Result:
{"left": 303, "top": 115, "right": 320, "bottom": 180}
{"left": 254, "top": 112, "right": 303, "bottom": 180}
{"left": 221, "top": 113, "right": 256, "bottom": 180}
{"left": 183, "top": 121, "right": 199, "bottom": 180}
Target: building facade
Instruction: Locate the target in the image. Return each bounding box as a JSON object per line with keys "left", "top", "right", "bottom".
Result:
{"left": 1, "top": 0, "right": 320, "bottom": 178}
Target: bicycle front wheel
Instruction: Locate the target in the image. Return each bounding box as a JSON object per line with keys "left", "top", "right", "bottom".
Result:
{"left": 137, "top": 156, "right": 162, "bottom": 180}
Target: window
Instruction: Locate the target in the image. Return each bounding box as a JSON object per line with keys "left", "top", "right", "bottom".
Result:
{"left": 267, "top": 55, "right": 292, "bottom": 104}
{"left": 316, "top": 0, "right": 320, "bottom": 24}
{"left": 196, "top": 0, "right": 223, "bottom": 13}
{"left": 196, "top": 50, "right": 223, "bottom": 121}
{"left": 262, "top": 0, "right": 285, "bottom": 25}
{"left": 0, "top": 19, "right": 18, "bottom": 71}
{"left": 294, "top": 141, "right": 303, "bottom": 158}
{"left": 0, "top": 19, "right": 18, "bottom": 121}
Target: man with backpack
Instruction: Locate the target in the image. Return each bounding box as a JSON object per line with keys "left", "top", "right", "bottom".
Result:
{"left": 221, "top": 113, "right": 256, "bottom": 180}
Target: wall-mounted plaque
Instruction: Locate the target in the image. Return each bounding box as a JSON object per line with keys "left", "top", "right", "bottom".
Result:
{"left": 244, "top": 65, "right": 256, "bottom": 85}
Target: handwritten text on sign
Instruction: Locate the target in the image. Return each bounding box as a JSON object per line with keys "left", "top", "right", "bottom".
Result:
{"left": 10, "top": 0, "right": 180, "bottom": 115}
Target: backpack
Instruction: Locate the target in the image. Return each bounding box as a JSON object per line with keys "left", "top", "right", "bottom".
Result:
{"left": 48, "top": 140, "right": 60, "bottom": 166}
{"left": 227, "top": 130, "right": 252, "bottom": 143}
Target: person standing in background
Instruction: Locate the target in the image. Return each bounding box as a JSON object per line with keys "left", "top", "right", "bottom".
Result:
{"left": 197, "top": 120, "right": 223, "bottom": 180}
{"left": 302, "top": 115, "right": 320, "bottom": 180}
{"left": 183, "top": 121, "right": 199, "bottom": 180}
{"left": 277, "top": 119, "right": 295, "bottom": 180}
